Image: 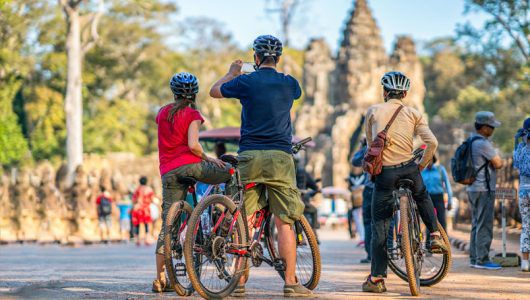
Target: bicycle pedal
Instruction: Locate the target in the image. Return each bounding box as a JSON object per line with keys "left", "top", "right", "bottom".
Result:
{"left": 273, "top": 258, "right": 286, "bottom": 272}
{"left": 174, "top": 262, "right": 187, "bottom": 276}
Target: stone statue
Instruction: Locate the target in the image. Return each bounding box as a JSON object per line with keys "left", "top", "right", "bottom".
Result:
{"left": 37, "top": 164, "right": 66, "bottom": 242}
{"left": 0, "top": 173, "right": 17, "bottom": 242}
{"left": 12, "top": 169, "right": 39, "bottom": 241}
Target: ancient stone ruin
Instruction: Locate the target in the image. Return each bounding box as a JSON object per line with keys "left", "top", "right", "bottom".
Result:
{"left": 296, "top": 0, "right": 426, "bottom": 187}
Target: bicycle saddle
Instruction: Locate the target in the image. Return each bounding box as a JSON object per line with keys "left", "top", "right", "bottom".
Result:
{"left": 220, "top": 154, "right": 239, "bottom": 166}
{"left": 396, "top": 179, "right": 415, "bottom": 190}
{"left": 178, "top": 176, "right": 197, "bottom": 186}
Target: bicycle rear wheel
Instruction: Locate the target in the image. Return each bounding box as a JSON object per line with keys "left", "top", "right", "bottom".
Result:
{"left": 164, "top": 201, "right": 193, "bottom": 296}
{"left": 183, "top": 194, "right": 247, "bottom": 299}
{"left": 388, "top": 220, "right": 451, "bottom": 286}
{"left": 399, "top": 195, "right": 420, "bottom": 296}
{"left": 265, "top": 215, "right": 321, "bottom": 290}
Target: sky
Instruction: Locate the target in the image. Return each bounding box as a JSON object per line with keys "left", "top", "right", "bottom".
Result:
{"left": 175, "top": 0, "right": 486, "bottom": 54}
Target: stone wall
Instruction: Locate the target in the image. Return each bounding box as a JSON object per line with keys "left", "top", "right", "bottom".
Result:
{"left": 0, "top": 154, "right": 161, "bottom": 243}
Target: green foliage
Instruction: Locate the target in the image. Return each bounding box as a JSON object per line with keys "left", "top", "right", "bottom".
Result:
{"left": 0, "top": 76, "right": 30, "bottom": 166}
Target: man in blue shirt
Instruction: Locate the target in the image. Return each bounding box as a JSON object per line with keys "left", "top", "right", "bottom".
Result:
{"left": 210, "top": 35, "right": 310, "bottom": 297}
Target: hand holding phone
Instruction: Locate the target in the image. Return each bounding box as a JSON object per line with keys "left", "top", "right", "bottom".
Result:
{"left": 241, "top": 62, "right": 255, "bottom": 73}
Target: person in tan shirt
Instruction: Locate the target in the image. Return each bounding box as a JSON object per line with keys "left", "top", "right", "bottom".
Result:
{"left": 362, "top": 72, "right": 448, "bottom": 294}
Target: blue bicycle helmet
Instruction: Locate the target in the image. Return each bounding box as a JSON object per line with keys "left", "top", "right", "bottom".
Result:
{"left": 169, "top": 72, "right": 199, "bottom": 99}
{"left": 253, "top": 35, "right": 283, "bottom": 58}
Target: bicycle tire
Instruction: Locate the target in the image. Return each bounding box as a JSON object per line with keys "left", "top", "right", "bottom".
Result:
{"left": 388, "top": 221, "right": 452, "bottom": 286}
{"left": 400, "top": 195, "right": 420, "bottom": 296}
{"left": 183, "top": 194, "right": 247, "bottom": 299}
{"left": 265, "top": 215, "right": 321, "bottom": 290}
{"left": 165, "top": 201, "right": 193, "bottom": 296}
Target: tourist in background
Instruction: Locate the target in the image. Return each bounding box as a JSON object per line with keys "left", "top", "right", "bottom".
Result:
{"left": 117, "top": 194, "right": 133, "bottom": 241}
{"left": 467, "top": 111, "right": 504, "bottom": 270}
{"left": 421, "top": 154, "right": 453, "bottom": 243}
{"left": 514, "top": 117, "right": 530, "bottom": 272}
{"left": 96, "top": 186, "right": 113, "bottom": 242}
{"left": 132, "top": 176, "right": 154, "bottom": 246}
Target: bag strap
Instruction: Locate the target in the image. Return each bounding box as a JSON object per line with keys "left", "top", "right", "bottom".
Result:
{"left": 383, "top": 105, "right": 404, "bottom": 133}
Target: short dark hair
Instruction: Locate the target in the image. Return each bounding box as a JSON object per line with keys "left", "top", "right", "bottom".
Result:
{"left": 475, "top": 122, "right": 494, "bottom": 131}
{"left": 100, "top": 185, "right": 106, "bottom": 192}
{"left": 139, "top": 176, "right": 148, "bottom": 185}
{"left": 256, "top": 54, "right": 277, "bottom": 65}
{"left": 384, "top": 88, "right": 406, "bottom": 100}
{"left": 432, "top": 155, "right": 438, "bottom": 164}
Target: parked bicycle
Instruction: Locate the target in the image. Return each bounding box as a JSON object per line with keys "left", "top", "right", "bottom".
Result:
{"left": 183, "top": 137, "right": 321, "bottom": 299}
{"left": 386, "top": 148, "right": 452, "bottom": 295}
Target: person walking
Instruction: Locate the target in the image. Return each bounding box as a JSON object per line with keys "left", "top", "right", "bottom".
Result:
{"left": 116, "top": 195, "right": 133, "bottom": 241}
{"left": 421, "top": 155, "right": 453, "bottom": 237}
{"left": 96, "top": 186, "right": 113, "bottom": 243}
{"left": 467, "top": 111, "right": 504, "bottom": 270}
{"left": 514, "top": 117, "right": 530, "bottom": 272}
{"left": 132, "top": 176, "right": 154, "bottom": 246}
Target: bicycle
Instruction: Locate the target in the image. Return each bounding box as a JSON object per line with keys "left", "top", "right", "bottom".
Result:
{"left": 164, "top": 180, "right": 222, "bottom": 296}
{"left": 183, "top": 137, "right": 321, "bottom": 299}
{"left": 385, "top": 148, "right": 452, "bottom": 295}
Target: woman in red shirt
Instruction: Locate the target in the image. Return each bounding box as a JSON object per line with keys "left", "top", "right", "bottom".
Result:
{"left": 153, "top": 72, "right": 231, "bottom": 293}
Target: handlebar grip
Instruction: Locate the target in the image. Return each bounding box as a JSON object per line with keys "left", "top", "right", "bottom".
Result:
{"left": 299, "top": 137, "right": 312, "bottom": 145}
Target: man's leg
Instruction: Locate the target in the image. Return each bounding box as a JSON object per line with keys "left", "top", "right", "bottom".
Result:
{"left": 347, "top": 207, "right": 355, "bottom": 238}
{"left": 468, "top": 192, "right": 479, "bottom": 265}
{"left": 432, "top": 194, "right": 447, "bottom": 231}
{"left": 275, "top": 216, "right": 297, "bottom": 284}
{"left": 474, "top": 191, "right": 495, "bottom": 264}
{"left": 370, "top": 169, "right": 398, "bottom": 278}
{"left": 362, "top": 186, "right": 373, "bottom": 260}
{"left": 405, "top": 165, "right": 439, "bottom": 233}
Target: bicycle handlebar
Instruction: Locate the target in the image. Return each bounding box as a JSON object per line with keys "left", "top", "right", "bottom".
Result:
{"left": 292, "top": 137, "right": 312, "bottom": 154}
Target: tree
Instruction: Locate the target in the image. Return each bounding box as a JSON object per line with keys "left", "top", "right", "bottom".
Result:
{"left": 264, "top": 0, "right": 304, "bottom": 47}
{"left": 58, "top": 0, "right": 104, "bottom": 183}
{"left": 463, "top": 0, "right": 529, "bottom": 62}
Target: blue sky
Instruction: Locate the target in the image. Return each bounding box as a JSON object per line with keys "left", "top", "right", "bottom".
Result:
{"left": 175, "top": 0, "right": 486, "bottom": 54}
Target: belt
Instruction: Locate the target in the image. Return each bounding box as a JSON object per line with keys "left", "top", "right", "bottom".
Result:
{"left": 382, "top": 159, "right": 416, "bottom": 170}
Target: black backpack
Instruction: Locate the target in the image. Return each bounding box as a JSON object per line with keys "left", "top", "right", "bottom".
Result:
{"left": 451, "top": 136, "right": 488, "bottom": 186}
{"left": 98, "top": 196, "right": 112, "bottom": 216}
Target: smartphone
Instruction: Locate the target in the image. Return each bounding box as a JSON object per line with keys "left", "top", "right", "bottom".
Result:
{"left": 241, "top": 62, "right": 255, "bottom": 73}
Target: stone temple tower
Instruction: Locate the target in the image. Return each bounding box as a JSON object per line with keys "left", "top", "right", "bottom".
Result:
{"left": 296, "top": 0, "right": 426, "bottom": 188}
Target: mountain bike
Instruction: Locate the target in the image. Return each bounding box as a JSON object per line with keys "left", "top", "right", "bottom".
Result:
{"left": 164, "top": 180, "right": 222, "bottom": 296}
{"left": 183, "top": 138, "right": 321, "bottom": 299}
{"left": 386, "top": 148, "right": 451, "bottom": 296}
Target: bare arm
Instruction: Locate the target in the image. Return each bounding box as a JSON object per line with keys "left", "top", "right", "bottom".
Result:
{"left": 365, "top": 109, "right": 373, "bottom": 147}
{"left": 415, "top": 115, "right": 439, "bottom": 169}
{"left": 188, "top": 120, "right": 225, "bottom": 168}
{"left": 490, "top": 155, "right": 503, "bottom": 169}
{"left": 209, "top": 60, "right": 243, "bottom": 98}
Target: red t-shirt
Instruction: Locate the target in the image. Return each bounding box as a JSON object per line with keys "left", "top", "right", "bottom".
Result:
{"left": 96, "top": 193, "right": 112, "bottom": 205}
{"left": 156, "top": 105, "right": 204, "bottom": 175}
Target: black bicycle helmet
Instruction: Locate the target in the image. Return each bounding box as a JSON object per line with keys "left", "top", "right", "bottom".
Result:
{"left": 169, "top": 72, "right": 199, "bottom": 99}
{"left": 381, "top": 71, "right": 410, "bottom": 91}
{"left": 253, "top": 35, "right": 283, "bottom": 58}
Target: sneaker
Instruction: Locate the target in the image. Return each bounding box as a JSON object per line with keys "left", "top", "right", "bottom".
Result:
{"left": 469, "top": 262, "right": 477, "bottom": 268}
{"left": 362, "top": 275, "right": 386, "bottom": 293}
{"left": 475, "top": 261, "right": 502, "bottom": 270}
{"left": 521, "top": 260, "right": 529, "bottom": 272}
{"left": 232, "top": 284, "right": 246, "bottom": 297}
{"left": 151, "top": 279, "right": 174, "bottom": 293}
{"left": 429, "top": 234, "right": 449, "bottom": 254}
{"left": 360, "top": 257, "right": 371, "bottom": 264}
{"left": 284, "top": 282, "right": 313, "bottom": 297}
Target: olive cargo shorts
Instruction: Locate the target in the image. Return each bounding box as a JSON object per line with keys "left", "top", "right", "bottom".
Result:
{"left": 238, "top": 150, "right": 304, "bottom": 225}
{"left": 156, "top": 160, "right": 231, "bottom": 255}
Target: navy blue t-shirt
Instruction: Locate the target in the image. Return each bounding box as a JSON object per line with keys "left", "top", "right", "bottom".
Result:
{"left": 220, "top": 67, "right": 301, "bottom": 153}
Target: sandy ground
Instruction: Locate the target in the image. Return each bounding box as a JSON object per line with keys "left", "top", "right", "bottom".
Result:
{"left": 1, "top": 227, "right": 529, "bottom": 299}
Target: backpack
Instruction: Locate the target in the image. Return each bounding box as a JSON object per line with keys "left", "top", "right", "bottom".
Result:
{"left": 451, "top": 136, "right": 489, "bottom": 186}
{"left": 363, "top": 106, "right": 404, "bottom": 176}
{"left": 98, "top": 196, "right": 112, "bottom": 216}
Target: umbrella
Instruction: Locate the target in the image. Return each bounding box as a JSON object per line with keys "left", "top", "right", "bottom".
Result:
{"left": 199, "top": 126, "right": 316, "bottom": 147}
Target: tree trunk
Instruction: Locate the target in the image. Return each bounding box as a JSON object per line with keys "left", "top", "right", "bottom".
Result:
{"left": 64, "top": 7, "right": 83, "bottom": 185}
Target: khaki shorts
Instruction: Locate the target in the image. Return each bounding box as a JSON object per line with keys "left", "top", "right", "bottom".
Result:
{"left": 238, "top": 150, "right": 304, "bottom": 225}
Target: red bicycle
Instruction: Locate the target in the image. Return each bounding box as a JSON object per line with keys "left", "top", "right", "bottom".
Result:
{"left": 183, "top": 138, "right": 321, "bottom": 299}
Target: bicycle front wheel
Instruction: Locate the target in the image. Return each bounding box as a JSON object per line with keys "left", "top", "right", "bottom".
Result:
{"left": 183, "top": 194, "right": 247, "bottom": 299}
{"left": 399, "top": 195, "right": 420, "bottom": 296}
{"left": 265, "top": 215, "right": 321, "bottom": 290}
{"left": 164, "top": 201, "right": 193, "bottom": 296}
